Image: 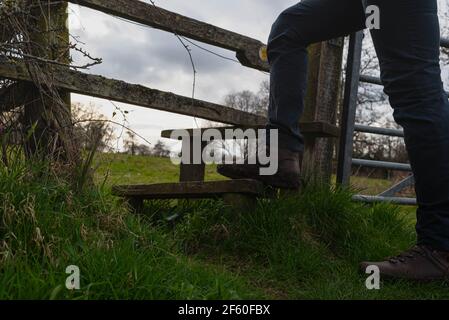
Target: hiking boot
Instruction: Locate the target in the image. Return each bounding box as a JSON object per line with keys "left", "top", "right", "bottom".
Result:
{"left": 360, "top": 245, "right": 449, "bottom": 281}
{"left": 217, "top": 148, "right": 302, "bottom": 189}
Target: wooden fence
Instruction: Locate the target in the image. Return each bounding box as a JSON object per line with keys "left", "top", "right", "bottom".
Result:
{"left": 0, "top": 0, "right": 342, "bottom": 190}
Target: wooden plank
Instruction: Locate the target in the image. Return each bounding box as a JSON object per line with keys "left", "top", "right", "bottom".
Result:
{"left": 179, "top": 139, "right": 206, "bottom": 182}
{"left": 302, "top": 40, "right": 345, "bottom": 182}
{"left": 68, "top": 0, "right": 269, "bottom": 71}
{"left": 0, "top": 59, "right": 266, "bottom": 126}
{"left": 180, "top": 163, "right": 206, "bottom": 182}
{"left": 161, "top": 122, "right": 340, "bottom": 140}
{"left": 112, "top": 179, "right": 273, "bottom": 199}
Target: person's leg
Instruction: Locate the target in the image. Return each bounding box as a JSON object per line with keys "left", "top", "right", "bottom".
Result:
{"left": 360, "top": 0, "right": 449, "bottom": 280}
{"left": 368, "top": 0, "right": 449, "bottom": 251}
{"left": 267, "top": 0, "right": 366, "bottom": 153}
{"left": 218, "top": 0, "right": 366, "bottom": 188}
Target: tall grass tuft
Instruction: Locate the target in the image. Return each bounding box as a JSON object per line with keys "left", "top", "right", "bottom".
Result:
{"left": 0, "top": 153, "right": 261, "bottom": 299}
{"left": 170, "top": 178, "right": 432, "bottom": 299}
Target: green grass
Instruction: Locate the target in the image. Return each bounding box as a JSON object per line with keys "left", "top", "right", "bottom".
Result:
{"left": 1, "top": 152, "right": 447, "bottom": 300}
{"left": 94, "top": 153, "right": 398, "bottom": 196}
{"left": 160, "top": 186, "right": 449, "bottom": 299}
{"left": 0, "top": 156, "right": 262, "bottom": 299}
{"left": 93, "top": 153, "right": 224, "bottom": 187}
{"left": 343, "top": 175, "right": 392, "bottom": 195}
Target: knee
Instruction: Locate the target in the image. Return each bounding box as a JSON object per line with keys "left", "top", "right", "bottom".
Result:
{"left": 269, "top": 11, "right": 291, "bottom": 42}
{"left": 267, "top": 10, "right": 307, "bottom": 55}
{"left": 382, "top": 68, "right": 445, "bottom": 111}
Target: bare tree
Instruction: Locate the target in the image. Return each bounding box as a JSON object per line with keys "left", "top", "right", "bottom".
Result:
{"left": 202, "top": 81, "right": 269, "bottom": 161}
{"left": 72, "top": 102, "right": 115, "bottom": 153}
{"left": 123, "top": 130, "right": 138, "bottom": 156}
{"left": 349, "top": 16, "right": 449, "bottom": 178}
{"left": 224, "top": 82, "right": 268, "bottom": 117}
{"left": 151, "top": 140, "right": 170, "bottom": 158}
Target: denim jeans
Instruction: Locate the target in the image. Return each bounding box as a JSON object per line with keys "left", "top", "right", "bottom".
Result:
{"left": 267, "top": 0, "right": 449, "bottom": 251}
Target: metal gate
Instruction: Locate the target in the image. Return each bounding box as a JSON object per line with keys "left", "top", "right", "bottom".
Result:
{"left": 337, "top": 32, "right": 449, "bottom": 206}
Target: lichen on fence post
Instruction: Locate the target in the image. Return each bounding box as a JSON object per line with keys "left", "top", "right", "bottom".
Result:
{"left": 22, "top": 0, "right": 79, "bottom": 168}
{"left": 302, "top": 40, "right": 344, "bottom": 183}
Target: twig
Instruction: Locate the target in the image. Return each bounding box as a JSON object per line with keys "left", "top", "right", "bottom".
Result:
{"left": 73, "top": 119, "right": 152, "bottom": 147}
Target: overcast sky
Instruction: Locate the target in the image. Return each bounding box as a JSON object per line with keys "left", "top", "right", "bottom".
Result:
{"left": 68, "top": 0, "right": 449, "bottom": 151}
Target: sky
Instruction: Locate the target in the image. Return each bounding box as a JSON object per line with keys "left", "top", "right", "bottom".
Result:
{"left": 67, "top": 0, "right": 449, "bottom": 151}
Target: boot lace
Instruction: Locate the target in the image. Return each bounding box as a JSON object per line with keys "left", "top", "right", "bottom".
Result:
{"left": 388, "top": 246, "right": 426, "bottom": 264}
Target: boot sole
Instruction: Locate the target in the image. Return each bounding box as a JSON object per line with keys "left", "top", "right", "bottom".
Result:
{"left": 359, "top": 263, "right": 449, "bottom": 283}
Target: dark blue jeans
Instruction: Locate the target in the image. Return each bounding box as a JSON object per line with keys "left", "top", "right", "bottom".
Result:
{"left": 267, "top": 0, "right": 449, "bottom": 251}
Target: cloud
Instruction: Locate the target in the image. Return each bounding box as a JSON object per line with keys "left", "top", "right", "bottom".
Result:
{"left": 68, "top": 0, "right": 295, "bottom": 98}
{"left": 68, "top": 0, "right": 449, "bottom": 151}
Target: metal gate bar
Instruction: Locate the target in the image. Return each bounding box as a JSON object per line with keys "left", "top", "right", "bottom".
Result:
{"left": 335, "top": 33, "right": 449, "bottom": 204}
{"left": 336, "top": 31, "right": 364, "bottom": 185}
{"left": 354, "top": 124, "right": 404, "bottom": 137}
{"left": 352, "top": 195, "right": 417, "bottom": 206}
{"left": 378, "top": 175, "right": 415, "bottom": 197}
{"left": 352, "top": 159, "right": 412, "bottom": 171}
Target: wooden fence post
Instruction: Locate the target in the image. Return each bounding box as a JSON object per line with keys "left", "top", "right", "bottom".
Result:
{"left": 23, "top": 0, "right": 76, "bottom": 164}
{"left": 302, "top": 39, "right": 344, "bottom": 183}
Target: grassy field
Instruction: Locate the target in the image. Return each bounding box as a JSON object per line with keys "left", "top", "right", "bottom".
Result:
{"left": 0, "top": 156, "right": 260, "bottom": 299}
{"left": 1, "top": 152, "right": 447, "bottom": 299}
{"left": 93, "top": 153, "right": 225, "bottom": 186}
{"left": 94, "top": 153, "right": 394, "bottom": 195}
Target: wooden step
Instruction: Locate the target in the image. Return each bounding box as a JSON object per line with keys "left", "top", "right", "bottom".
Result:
{"left": 161, "top": 121, "right": 340, "bottom": 140}
{"left": 112, "top": 179, "right": 274, "bottom": 200}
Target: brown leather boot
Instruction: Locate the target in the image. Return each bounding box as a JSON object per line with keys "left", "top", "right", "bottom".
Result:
{"left": 360, "top": 245, "right": 449, "bottom": 281}
{"left": 217, "top": 148, "right": 302, "bottom": 189}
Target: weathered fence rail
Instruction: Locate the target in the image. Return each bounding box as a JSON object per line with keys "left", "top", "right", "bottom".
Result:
{"left": 1, "top": 0, "right": 273, "bottom": 126}
{"left": 0, "top": 60, "right": 266, "bottom": 126}
{"left": 68, "top": 0, "right": 269, "bottom": 71}
{"left": 1, "top": 0, "right": 343, "bottom": 208}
